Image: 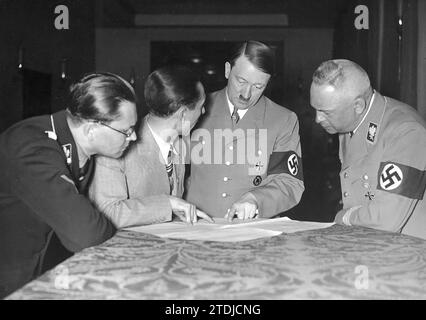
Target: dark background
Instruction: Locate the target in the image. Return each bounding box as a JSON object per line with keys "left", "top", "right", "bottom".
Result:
{"left": 0, "top": 0, "right": 422, "bottom": 222}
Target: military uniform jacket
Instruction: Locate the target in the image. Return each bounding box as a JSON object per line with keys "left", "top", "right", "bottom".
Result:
{"left": 340, "top": 91, "right": 426, "bottom": 239}
{"left": 185, "top": 88, "right": 304, "bottom": 218}
{"left": 89, "top": 116, "right": 185, "bottom": 228}
{"left": 0, "top": 110, "right": 116, "bottom": 297}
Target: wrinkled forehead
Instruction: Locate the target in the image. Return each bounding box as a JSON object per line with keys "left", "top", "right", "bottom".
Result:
{"left": 310, "top": 84, "right": 348, "bottom": 111}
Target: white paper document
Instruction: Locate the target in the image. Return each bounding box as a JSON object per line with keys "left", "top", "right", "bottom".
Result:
{"left": 125, "top": 217, "right": 335, "bottom": 242}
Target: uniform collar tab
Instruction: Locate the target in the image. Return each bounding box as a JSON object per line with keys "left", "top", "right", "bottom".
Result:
{"left": 352, "top": 90, "right": 376, "bottom": 136}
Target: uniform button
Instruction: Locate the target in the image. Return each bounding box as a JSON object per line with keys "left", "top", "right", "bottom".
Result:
{"left": 225, "top": 161, "right": 231, "bottom": 166}
{"left": 223, "top": 177, "right": 229, "bottom": 182}
{"left": 363, "top": 174, "right": 369, "bottom": 180}
{"left": 363, "top": 182, "right": 370, "bottom": 189}
{"left": 229, "top": 146, "right": 233, "bottom": 150}
{"left": 258, "top": 150, "right": 262, "bottom": 155}
{"left": 343, "top": 192, "right": 349, "bottom": 197}
{"left": 201, "top": 140, "right": 206, "bottom": 145}
{"left": 343, "top": 172, "right": 348, "bottom": 178}
{"left": 222, "top": 193, "right": 228, "bottom": 198}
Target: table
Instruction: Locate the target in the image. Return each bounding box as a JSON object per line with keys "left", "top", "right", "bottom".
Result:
{"left": 7, "top": 224, "right": 426, "bottom": 299}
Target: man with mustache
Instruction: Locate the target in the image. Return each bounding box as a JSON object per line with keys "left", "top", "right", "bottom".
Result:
{"left": 0, "top": 73, "right": 137, "bottom": 297}
{"left": 186, "top": 41, "right": 304, "bottom": 221}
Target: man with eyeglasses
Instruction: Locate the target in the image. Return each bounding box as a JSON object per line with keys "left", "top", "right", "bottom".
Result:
{"left": 94, "top": 120, "right": 135, "bottom": 138}
{"left": 0, "top": 72, "right": 137, "bottom": 298}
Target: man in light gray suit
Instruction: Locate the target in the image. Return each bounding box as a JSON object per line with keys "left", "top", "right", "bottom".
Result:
{"left": 89, "top": 65, "right": 213, "bottom": 228}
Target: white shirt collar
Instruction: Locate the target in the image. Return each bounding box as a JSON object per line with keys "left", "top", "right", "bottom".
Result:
{"left": 226, "top": 90, "right": 249, "bottom": 119}
{"left": 146, "top": 119, "right": 176, "bottom": 164}
{"left": 352, "top": 90, "right": 376, "bottom": 135}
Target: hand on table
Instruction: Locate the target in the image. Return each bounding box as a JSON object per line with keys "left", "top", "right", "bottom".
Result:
{"left": 225, "top": 193, "right": 259, "bottom": 222}
{"left": 168, "top": 196, "right": 214, "bottom": 224}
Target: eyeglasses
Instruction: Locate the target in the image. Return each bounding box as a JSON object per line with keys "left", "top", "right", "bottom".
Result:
{"left": 94, "top": 121, "right": 135, "bottom": 138}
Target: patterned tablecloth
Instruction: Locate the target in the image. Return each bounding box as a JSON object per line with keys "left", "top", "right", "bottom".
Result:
{"left": 7, "top": 224, "right": 426, "bottom": 299}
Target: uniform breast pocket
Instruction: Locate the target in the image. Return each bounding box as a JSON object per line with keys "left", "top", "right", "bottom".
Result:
{"left": 353, "top": 160, "right": 380, "bottom": 202}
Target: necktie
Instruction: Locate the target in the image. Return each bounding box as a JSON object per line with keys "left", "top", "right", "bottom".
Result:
{"left": 231, "top": 106, "right": 240, "bottom": 126}
{"left": 165, "top": 146, "right": 174, "bottom": 195}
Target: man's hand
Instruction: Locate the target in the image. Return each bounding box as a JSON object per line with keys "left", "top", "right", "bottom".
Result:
{"left": 225, "top": 193, "right": 259, "bottom": 221}
{"left": 334, "top": 206, "right": 361, "bottom": 226}
{"left": 334, "top": 209, "right": 346, "bottom": 225}
{"left": 168, "top": 196, "right": 214, "bottom": 224}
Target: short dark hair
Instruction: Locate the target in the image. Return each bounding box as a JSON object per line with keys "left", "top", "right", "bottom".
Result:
{"left": 67, "top": 72, "right": 136, "bottom": 123}
{"left": 228, "top": 40, "right": 275, "bottom": 75}
{"left": 144, "top": 65, "right": 202, "bottom": 117}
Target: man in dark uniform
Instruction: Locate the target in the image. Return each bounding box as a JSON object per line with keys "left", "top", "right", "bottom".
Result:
{"left": 0, "top": 73, "right": 138, "bottom": 298}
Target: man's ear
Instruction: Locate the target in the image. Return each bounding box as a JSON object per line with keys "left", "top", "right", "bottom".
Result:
{"left": 224, "top": 62, "right": 231, "bottom": 79}
{"left": 85, "top": 122, "right": 97, "bottom": 141}
{"left": 354, "top": 97, "right": 366, "bottom": 116}
{"left": 174, "top": 105, "right": 186, "bottom": 120}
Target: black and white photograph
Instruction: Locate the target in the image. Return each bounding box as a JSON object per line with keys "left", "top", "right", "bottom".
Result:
{"left": 0, "top": 0, "right": 425, "bottom": 306}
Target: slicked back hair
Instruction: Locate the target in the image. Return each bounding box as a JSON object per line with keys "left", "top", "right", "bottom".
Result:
{"left": 68, "top": 72, "right": 136, "bottom": 123}
{"left": 144, "top": 65, "right": 202, "bottom": 118}
{"left": 228, "top": 40, "right": 275, "bottom": 76}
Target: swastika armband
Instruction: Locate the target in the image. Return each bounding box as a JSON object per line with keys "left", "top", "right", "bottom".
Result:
{"left": 267, "top": 151, "right": 303, "bottom": 181}
{"left": 377, "top": 162, "right": 426, "bottom": 200}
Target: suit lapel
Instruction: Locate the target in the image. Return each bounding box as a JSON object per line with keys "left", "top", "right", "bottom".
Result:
{"left": 209, "top": 88, "right": 266, "bottom": 130}
{"left": 171, "top": 138, "right": 186, "bottom": 196}
{"left": 237, "top": 96, "right": 266, "bottom": 130}
{"left": 52, "top": 111, "right": 79, "bottom": 178}
{"left": 136, "top": 118, "right": 170, "bottom": 192}
{"left": 51, "top": 110, "right": 94, "bottom": 193}
{"left": 208, "top": 88, "right": 232, "bottom": 125}
{"left": 231, "top": 94, "right": 266, "bottom": 146}
{"left": 136, "top": 117, "right": 185, "bottom": 197}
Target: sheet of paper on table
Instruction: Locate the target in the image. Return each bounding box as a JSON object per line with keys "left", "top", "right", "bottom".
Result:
{"left": 125, "top": 217, "right": 335, "bottom": 242}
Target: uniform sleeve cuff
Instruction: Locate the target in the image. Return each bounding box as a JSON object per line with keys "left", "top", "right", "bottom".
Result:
{"left": 342, "top": 206, "right": 362, "bottom": 226}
